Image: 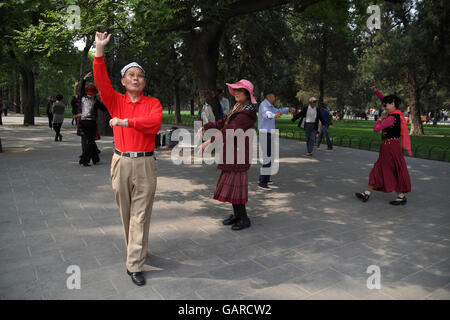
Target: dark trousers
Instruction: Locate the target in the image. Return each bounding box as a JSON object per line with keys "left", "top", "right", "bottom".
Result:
{"left": 304, "top": 123, "right": 317, "bottom": 153}
{"left": 47, "top": 113, "right": 53, "bottom": 128}
{"left": 53, "top": 123, "right": 62, "bottom": 141}
{"left": 232, "top": 204, "right": 249, "bottom": 221}
{"left": 317, "top": 125, "right": 332, "bottom": 149}
{"left": 80, "top": 120, "right": 99, "bottom": 164}
{"left": 258, "top": 132, "right": 272, "bottom": 185}
{"left": 2, "top": 108, "right": 7, "bottom": 116}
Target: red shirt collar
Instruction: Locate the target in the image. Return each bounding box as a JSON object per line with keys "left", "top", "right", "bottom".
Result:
{"left": 125, "top": 92, "right": 145, "bottom": 104}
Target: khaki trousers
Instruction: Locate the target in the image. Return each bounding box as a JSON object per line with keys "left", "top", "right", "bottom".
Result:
{"left": 110, "top": 153, "right": 157, "bottom": 272}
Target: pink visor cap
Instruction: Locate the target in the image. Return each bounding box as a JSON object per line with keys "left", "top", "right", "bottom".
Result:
{"left": 226, "top": 79, "right": 257, "bottom": 104}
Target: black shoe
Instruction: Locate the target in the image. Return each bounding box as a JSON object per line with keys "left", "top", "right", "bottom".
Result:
{"left": 223, "top": 214, "right": 239, "bottom": 226}
{"left": 389, "top": 196, "right": 407, "bottom": 205}
{"left": 258, "top": 183, "right": 271, "bottom": 190}
{"left": 127, "top": 270, "right": 146, "bottom": 286}
{"left": 231, "top": 219, "right": 251, "bottom": 231}
{"left": 59, "top": 135, "right": 62, "bottom": 142}
{"left": 82, "top": 162, "right": 91, "bottom": 167}
{"left": 355, "top": 192, "right": 370, "bottom": 202}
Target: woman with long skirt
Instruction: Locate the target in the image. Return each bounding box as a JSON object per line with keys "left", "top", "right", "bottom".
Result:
{"left": 355, "top": 89, "right": 412, "bottom": 205}
{"left": 198, "top": 79, "right": 257, "bottom": 230}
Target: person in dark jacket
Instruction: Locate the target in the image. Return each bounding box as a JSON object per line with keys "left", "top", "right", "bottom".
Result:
{"left": 52, "top": 94, "right": 66, "bottom": 142}
{"left": 71, "top": 80, "right": 80, "bottom": 126}
{"left": 316, "top": 103, "right": 333, "bottom": 150}
{"left": 291, "top": 96, "right": 324, "bottom": 156}
{"left": 72, "top": 72, "right": 107, "bottom": 166}
{"left": 46, "top": 96, "right": 55, "bottom": 129}
{"left": 198, "top": 79, "right": 257, "bottom": 231}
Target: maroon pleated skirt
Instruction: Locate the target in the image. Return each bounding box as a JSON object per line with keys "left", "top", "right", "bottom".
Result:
{"left": 369, "top": 140, "right": 411, "bottom": 193}
{"left": 213, "top": 171, "right": 248, "bottom": 204}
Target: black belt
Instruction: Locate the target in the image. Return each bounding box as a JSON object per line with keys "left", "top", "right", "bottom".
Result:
{"left": 114, "top": 148, "right": 153, "bottom": 158}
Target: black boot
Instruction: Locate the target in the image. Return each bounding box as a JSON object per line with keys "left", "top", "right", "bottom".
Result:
{"left": 223, "top": 205, "right": 240, "bottom": 225}
{"left": 231, "top": 204, "right": 251, "bottom": 231}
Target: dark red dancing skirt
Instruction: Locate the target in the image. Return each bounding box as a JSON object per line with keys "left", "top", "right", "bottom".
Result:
{"left": 369, "top": 139, "right": 411, "bottom": 193}
{"left": 213, "top": 170, "right": 248, "bottom": 204}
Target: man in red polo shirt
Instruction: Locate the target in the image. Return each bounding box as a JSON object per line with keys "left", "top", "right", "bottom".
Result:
{"left": 93, "top": 31, "right": 162, "bottom": 286}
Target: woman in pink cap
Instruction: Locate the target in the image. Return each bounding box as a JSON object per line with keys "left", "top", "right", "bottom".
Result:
{"left": 198, "top": 79, "right": 257, "bottom": 230}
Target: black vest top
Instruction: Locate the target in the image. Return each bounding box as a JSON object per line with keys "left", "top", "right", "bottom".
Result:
{"left": 382, "top": 114, "right": 401, "bottom": 140}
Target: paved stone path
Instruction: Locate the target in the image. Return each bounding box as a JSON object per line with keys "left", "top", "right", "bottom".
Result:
{"left": 0, "top": 113, "right": 449, "bottom": 300}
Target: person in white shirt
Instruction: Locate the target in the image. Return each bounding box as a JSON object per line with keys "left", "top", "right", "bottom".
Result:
{"left": 258, "top": 87, "right": 295, "bottom": 189}
{"left": 291, "top": 97, "right": 325, "bottom": 156}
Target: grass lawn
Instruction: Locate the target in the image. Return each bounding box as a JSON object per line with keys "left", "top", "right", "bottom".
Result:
{"left": 162, "top": 110, "right": 450, "bottom": 162}
{"left": 38, "top": 108, "right": 449, "bottom": 161}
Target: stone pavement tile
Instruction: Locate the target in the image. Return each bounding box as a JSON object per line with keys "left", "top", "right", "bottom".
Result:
{"left": 241, "top": 283, "right": 311, "bottom": 300}
{"left": 305, "top": 285, "right": 357, "bottom": 300}
{"left": 0, "top": 265, "right": 37, "bottom": 289}
{"left": 357, "top": 245, "right": 406, "bottom": 266}
{"left": 327, "top": 255, "right": 378, "bottom": 279}
{"left": 249, "top": 263, "right": 307, "bottom": 289}
{"left": 423, "top": 259, "right": 450, "bottom": 277}
{"left": 44, "top": 279, "right": 117, "bottom": 300}
{"left": 0, "top": 229, "right": 25, "bottom": 247}
{"left": 214, "top": 244, "right": 271, "bottom": 265}
{"left": 377, "top": 259, "right": 425, "bottom": 284}
{"left": 0, "top": 243, "right": 30, "bottom": 261}
{"left": 396, "top": 266, "right": 450, "bottom": 296}
{"left": 63, "top": 254, "right": 102, "bottom": 273}
{"left": 330, "top": 241, "right": 374, "bottom": 260}
{"left": 195, "top": 279, "right": 261, "bottom": 300}
{"left": 112, "top": 285, "right": 163, "bottom": 300}
{"left": 223, "top": 233, "right": 273, "bottom": 250}
{"left": 180, "top": 243, "right": 231, "bottom": 260}
{"left": 23, "top": 230, "right": 55, "bottom": 248}
{"left": 0, "top": 280, "right": 44, "bottom": 300}
{"left": 331, "top": 276, "right": 394, "bottom": 300}
{"left": 252, "top": 248, "right": 308, "bottom": 271}
{"left": 257, "top": 233, "right": 308, "bottom": 252}
{"left": 18, "top": 217, "right": 49, "bottom": 233}
{"left": 398, "top": 244, "right": 450, "bottom": 269}
{"left": 293, "top": 237, "right": 347, "bottom": 256}
{"left": 205, "top": 260, "right": 266, "bottom": 281}
{"left": 175, "top": 291, "right": 204, "bottom": 300}
{"left": 151, "top": 277, "right": 220, "bottom": 300}
{"left": 95, "top": 252, "right": 125, "bottom": 267}
{"left": 34, "top": 259, "right": 71, "bottom": 284}
{"left": 188, "top": 232, "right": 238, "bottom": 247}
{"left": 290, "top": 268, "right": 348, "bottom": 295}
{"left": 425, "top": 284, "right": 450, "bottom": 300}
{"left": 29, "top": 237, "right": 86, "bottom": 257}
{"left": 171, "top": 256, "right": 229, "bottom": 278}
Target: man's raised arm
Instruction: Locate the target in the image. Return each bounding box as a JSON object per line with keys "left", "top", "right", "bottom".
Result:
{"left": 93, "top": 32, "right": 119, "bottom": 113}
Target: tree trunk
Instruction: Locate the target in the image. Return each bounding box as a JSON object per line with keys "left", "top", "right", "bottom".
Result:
{"left": 96, "top": 108, "right": 112, "bottom": 137}
{"left": 20, "top": 68, "right": 35, "bottom": 126}
{"left": 407, "top": 71, "right": 424, "bottom": 136}
{"left": 79, "top": 36, "right": 94, "bottom": 80}
{"left": 14, "top": 76, "right": 21, "bottom": 113}
{"left": 174, "top": 77, "right": 181, "bottom": 124}
{"left": 318, "top": 28, "right": 327, "bottom": 107}
{"left": 190, "top": 99, "right": 194, "bottom": 116}
{"left": 33, "top": 67, "right": 40, "bottom": 116}
{"left": 186, "top": 24, "right": 224, "bottom": 120}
